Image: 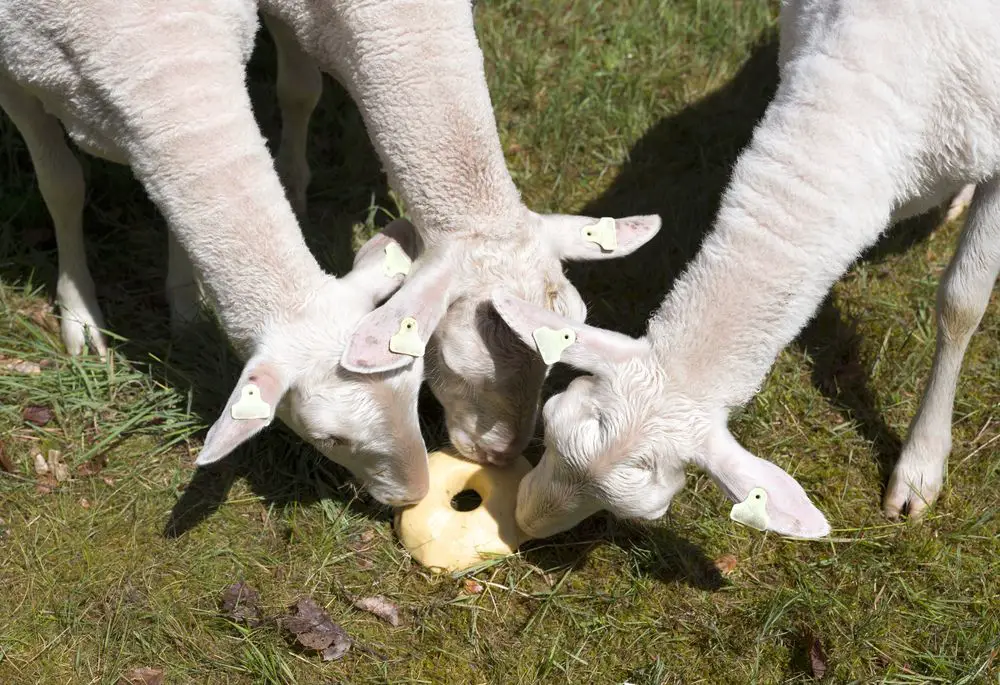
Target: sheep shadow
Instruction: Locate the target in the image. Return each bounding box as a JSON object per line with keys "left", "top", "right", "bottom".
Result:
{"left": 563, "top": 33, "right": 946, "bottom": 493}
{"left": 519, "top": 514, "right": 725, "bottom": 591}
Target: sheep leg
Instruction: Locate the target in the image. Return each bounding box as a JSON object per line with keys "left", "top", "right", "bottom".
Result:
{"left": 0, "top": 77, "right": 107, "bottom": 357}
{"left": 264, "top": 13, "right": 321, "bottom": 219}
{"left": 165, "top": 230, "right": 204, "bottom": 333}
{"left": 885, "top": 176, "right": 1000, "bottom": 519}
{"left": 946, "top": 184, "right": 976, "bottom": 223}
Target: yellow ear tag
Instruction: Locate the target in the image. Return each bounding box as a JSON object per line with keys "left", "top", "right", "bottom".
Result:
{"left": 532, "top": 327, "right": 576, "bottom": 365}
{"left": 231, "top": 382, "right": 271, "bottom": 420}
{"left": 383, "top": 242, "right": 411, "bottom": 278}
{"left": 730, "top": 487, "right": 769, "bottom": 531}
{"left": 389, "top": 317, "right": 425, "bottom": 357}
{"left": 581, "top": 217, "right": 617, "bottom": 252}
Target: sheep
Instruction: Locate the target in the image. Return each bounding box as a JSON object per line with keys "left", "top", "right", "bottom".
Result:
{"left": 256, "top": 1, "right": 663, "bottom": 466}
{"left": 489, "top": 0, "right": 1000, "bottom": 539}
{"left": 0, "top": 0, "right": 432, "bottom": 506}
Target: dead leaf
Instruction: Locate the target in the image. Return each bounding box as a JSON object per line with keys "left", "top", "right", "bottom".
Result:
{"left": 77, "top": 453, "right": 108, "bottom": 477}
{"left": 462, "top": 579, "right": 484, "bottom": 595}
{"left": 79, "top": 498, "right": 91, "bottom": 509}
{"left": 18, "top": 300, "right": 60, "bottom": 334}
{"left": 35, "top": 483, "right": 53, "bottom": 495}
{"left": 33, "top": 452, "right": 49, "bottom": 475}
{"left": 47, "top": 450, "right": 70, "bottom": 482}
{"left": 809, "top": 634, "right": 828, "bottom": 679}
{"left": 280, "top": 597, "right": 351, "bottom": 661}
{"left": 220, "top": 582, "right": 264, "bottom": 627}
{"left": 353, "top": 596, "right": 400, "bottom": 627}
{"left": 347, "top": 529, "right": 376, "bottom": 553}
{"left": 22, "top": 405, "right": 54, "bottom": 426}
{"left": 356, "top": 557, "right": 374, "bottom": 570}
{"left": 0, "top": 356, "right": 41, "bottom": 375}
{"left": 102, "top": 476, "right": 116, "bottom": 486}
{"left": 0, "top": 444, "right": 14, "bottom": 473}
{"left": 713, "top": 554, "right": 738, "bottom": 576}
{"left": 119, "top": 666, "right": 164, "bottom": 685}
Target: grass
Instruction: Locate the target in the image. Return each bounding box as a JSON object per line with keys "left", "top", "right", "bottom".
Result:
{"left": 1, "top": 0, "right": 999, "bottom": 682}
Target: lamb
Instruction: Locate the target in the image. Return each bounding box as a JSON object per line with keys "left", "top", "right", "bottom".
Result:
{"left": 256, "top": 1, "right": 662, "bottom": 466}
{"left": 0, "top": 0, "right": 431, "bottom": 506}
{"left": 490, "top": 0, "right": 1000, "bottom": 539}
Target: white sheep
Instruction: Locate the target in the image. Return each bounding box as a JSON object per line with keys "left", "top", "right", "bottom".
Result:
{"left": 0, "top": 0, "right": 432, "bottom": 506}
{"left": 491, "top": 0, "right": 1000, "bottom": 539}
{"left": 257, "top": 1, "right": 663, "bottom": 465}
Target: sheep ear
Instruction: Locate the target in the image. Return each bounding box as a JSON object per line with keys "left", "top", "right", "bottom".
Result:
{"left": 346, "top": 218, "right": 423, "bottom": 302}
{"left": 490, "top": 289, "right": 649, "bottom": 374}
{"left": 195, "top": 358, "right": 289, "bottom": 466}
{"left": 541, "top": 214, "right": 661, "bottom": 261}
{"left": 341, "top": 256, "right": 452, "bottom": 373}
{"left": 698, "top": 428, "right": 830, "bottom": 538}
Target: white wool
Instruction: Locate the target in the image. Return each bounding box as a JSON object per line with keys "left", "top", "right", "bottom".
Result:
{"left": 0, "top": 0, "right": 430, "bottom": 505}
{"left": 258, "top": 1, "right": 662, "bottom": 465}
{"left": 494, "top": 0, "right": 1000, "bottom": 538}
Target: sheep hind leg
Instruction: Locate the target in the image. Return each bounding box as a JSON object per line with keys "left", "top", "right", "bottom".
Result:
{"left": 946, "top": 183, "right": 976, "bottom": 223}
{"left": 0, "top": 76, "right": 107, "bottom": 357}
{"left": 166, "top": 230, "right": 204, "bottom": 334}
{"left": 264, "top": 13, "right": 322, "bottom": 220}
{"left": 885, "top": 177, "right": 1000, "bottom": 519}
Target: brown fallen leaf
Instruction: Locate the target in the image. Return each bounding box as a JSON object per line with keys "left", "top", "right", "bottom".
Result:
{"left": 462, "top": 579, "right": 484, "bottom": 595}
{"left": 22, "top": 405, "right": 54, "bottom": 426}
{"left": 809, "top": 633, "right": 828, "bottom": 679}
{"left": 119, "top": 666, "right": 164, "bottom": 685}
{"left": 220, "top": 582, "right": 263, "bottom": 627}
{"left": 0, "top": 356, "right": 41, "bottom": 375}
{"left": 77, "top": 453, "right": 108, "bottom": 477}
{"left": 353, "top": 596, "right": 400, "bottom": 627}
{"left": 0, "top": 444, "right": 14, "bottom": 473}
{"left": 280, "top": 597, "right": 351, "bottom": 661}
{"left": 47, "top": 450, "right": 70, "bottom": 482}
{"left": 103, "top": 476, "right": 116, "bottom": 486}
{"left": 347, "top": 528, "right": 377, "bottom": 553}
{"left": 79, "top": 498, "right": 91, "bottom": 509}
{"left": 713, "top": 554, "right": 738, "bottom": 576}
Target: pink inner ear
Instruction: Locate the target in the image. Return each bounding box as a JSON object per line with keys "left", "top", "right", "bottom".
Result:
{"left": 614, "top": 216, "right": 661, "bottom": 248}
{"left": 247, "top": 363, "right": 284, "bottom": 405}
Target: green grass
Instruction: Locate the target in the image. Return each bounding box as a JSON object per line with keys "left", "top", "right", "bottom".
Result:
{"left": 2, "top": 0, "right": 999, "bottom": 682}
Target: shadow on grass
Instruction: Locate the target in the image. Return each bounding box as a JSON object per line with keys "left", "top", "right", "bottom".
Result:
{"left": 518, "top": 514, "right": 724, "bottom": 591}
